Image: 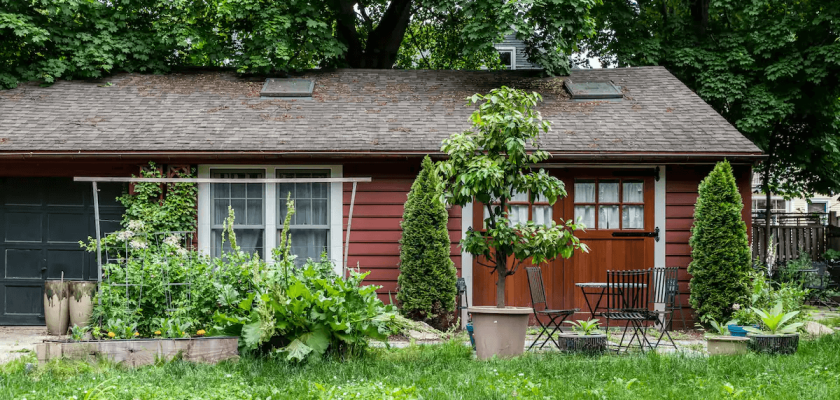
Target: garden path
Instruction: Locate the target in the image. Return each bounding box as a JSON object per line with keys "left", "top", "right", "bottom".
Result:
{"left": 0, "top": 326, "right": 49, "bottom": 364}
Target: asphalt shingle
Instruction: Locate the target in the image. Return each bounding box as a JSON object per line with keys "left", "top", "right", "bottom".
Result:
{"left": 0, "top": 67, "right": 761, "bottom": 154}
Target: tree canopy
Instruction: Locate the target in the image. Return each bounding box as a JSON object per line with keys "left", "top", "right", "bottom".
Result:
{"left": 580, "top": 0, "right": 840, "bottom": 198}
{"left": 1, "top": 0, "right": 599, "bottom": 88}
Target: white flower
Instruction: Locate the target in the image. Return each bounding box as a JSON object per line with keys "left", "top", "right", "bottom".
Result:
{"left": 732, "top": 304, "right": 741, "bottom": 311}
{"left": 116, "top": 231, "right": 134, "bottom": 241}
{"left": 127, "top": 220, "right": 145, "bottom": 231}
{"left": 176, "top": 248, "right": 189, "bottom": 257}
{"left": 163, "top": 234, "right": 182, "bottom": 247}
{"left": 129, "top": 240, "right": 148, "bottom": 250}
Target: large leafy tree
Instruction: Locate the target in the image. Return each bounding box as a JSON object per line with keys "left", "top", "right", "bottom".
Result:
{"left": 437, "top": 87, "right": 588, "bottom": 308}
{"left": 580, "top": 0, "right": 840, "bottom": 263}
{"left": 1, "top": 0, "right": 600, "bottom": 88}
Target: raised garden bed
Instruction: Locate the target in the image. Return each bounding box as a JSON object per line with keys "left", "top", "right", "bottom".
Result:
{"left": 36, "top": 336, "right": 239, "bottom": 367}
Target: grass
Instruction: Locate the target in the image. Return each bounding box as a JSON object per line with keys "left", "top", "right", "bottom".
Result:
{"left": 2, "top": 335, "right": 840, "bottom": 399}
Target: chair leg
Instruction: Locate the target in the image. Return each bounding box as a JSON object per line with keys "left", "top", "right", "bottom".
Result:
{"left": 528, "top": 317, "right": 550, "bottom": 351}
{"left": 539, "top": 315, "right": 564, "bottom": 350}
{"left": 617, "top": 320, "right": 631, "bottom": 351}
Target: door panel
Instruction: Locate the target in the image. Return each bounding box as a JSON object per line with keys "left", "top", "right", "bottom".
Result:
{"left": 472, "top": 170, "right": 656, "bottom": 322}
{"left": 0, "top": 178, "right": 125, "bottom": 325}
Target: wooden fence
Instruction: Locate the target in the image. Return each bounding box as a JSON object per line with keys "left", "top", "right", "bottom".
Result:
{"left": 752, "top": 225, "right": 826, "bottom": 266}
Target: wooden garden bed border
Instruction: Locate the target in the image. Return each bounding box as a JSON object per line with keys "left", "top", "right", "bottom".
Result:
{"left": 36, "top": 336, "right": 239, "bottom": 367}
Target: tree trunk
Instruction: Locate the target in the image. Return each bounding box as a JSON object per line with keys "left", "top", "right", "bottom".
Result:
{"left": 495, "top": 248, "right": 508, "bottom": 308}
{"left": 689, "top": 0, "right": 710, "bottom": 35}
{"left": 333, "top": 0, "right": 414, "bottom": 68}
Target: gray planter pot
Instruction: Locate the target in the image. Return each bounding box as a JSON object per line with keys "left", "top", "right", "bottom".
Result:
{"left": 44, "top": 280, "right": 70, "bottom": 336}
{"left": 748, "top": 333, "right": 799, "bottom": 354}
{"left": 707, "top": 336, "right": 749, "bottom": 355}
{"left": 561, "top": 333, "right": 607, "bottom": 354}
{"left": 468, "top": 306, "right": 531, "bottom": 360}
{"left": 68, "top": 281, "right": 97, "bottom": 328}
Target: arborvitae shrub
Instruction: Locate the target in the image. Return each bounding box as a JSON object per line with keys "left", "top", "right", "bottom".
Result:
{"left": 397, "top": 156, "right": 457, "bottom": 330}
{"left": 688, "top": 161, "right": 752, "bottom": 323}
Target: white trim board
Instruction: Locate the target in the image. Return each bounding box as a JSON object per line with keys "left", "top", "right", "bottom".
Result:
{"left": 197, "top": 164, "right": 344, "bottom": 275}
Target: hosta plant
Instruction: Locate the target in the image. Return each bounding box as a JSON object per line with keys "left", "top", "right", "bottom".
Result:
{"left": 564, "top": 319, "right": 603, "bottom": 336}
{"left": 743, "top": 302, "right": 804, "bottom": 335}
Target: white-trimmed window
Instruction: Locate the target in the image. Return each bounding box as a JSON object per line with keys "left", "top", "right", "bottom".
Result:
{"left": 496, "top": 47, "right": 516, "bottom": 70}
{"left": 197, "top": 165, "right": 343, "bottom": 270}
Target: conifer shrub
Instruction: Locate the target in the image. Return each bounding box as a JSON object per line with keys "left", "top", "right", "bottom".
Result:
{"left": 397, "top": 156, "right": 458, "bottom": 330}
{"left": 688, "top": 161, "right": 752, "bottom": 323}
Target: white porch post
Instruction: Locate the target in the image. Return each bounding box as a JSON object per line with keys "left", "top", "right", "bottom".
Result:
{"left": 460, "top": 202, "right": 473, "bottom": 328}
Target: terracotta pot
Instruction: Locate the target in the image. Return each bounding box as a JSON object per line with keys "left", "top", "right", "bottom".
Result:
{"left": 44, "top": 280, "right": 69, "bottom": 335}
{"left": 707, "top": 336, "right": 749, "bottom": 355}
{"left": 468, "top": 306, "right": 531, "bottom": 360}
{"left": 68, "top": 281, "right": 97, "bottom": 328}
{"left": 748, "top": 333, "right": 799, "bottom": 355}
{"left": 561, "top": 333, "right": 607, "bottom": 354}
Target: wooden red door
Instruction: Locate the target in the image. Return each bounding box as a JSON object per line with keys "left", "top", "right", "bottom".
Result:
{"left": 471, "top": 170, "right": 656, "bottom": 322}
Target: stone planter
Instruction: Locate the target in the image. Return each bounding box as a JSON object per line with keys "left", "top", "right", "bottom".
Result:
{"left": 748, "top": 333, "right": 799, "bottom": 355}
{"left": 44, "top": 280, "right": 69, "bottom": 335}
{"left": 707, "top": 336, "right": 749, "bottom": 355}
{"left": 68, "top": 281, "right": 96, "bottom": 328}
{"left": 561, "top": 333, "right": 607, "bottom": 354}
{"left": 468, "top": 306, "right": 532, "bottom": 360}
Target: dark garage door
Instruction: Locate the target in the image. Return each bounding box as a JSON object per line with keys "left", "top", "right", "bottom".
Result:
{"left": 0, "top": 178, "right": 123, "bottom": 325}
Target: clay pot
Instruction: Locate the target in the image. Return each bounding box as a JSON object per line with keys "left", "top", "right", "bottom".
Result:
{"left": 44, "top": 280, "right": 69, "bottom": 335}
{"left": 468, "top": 306, "right": 532, "bottom": 360}
{"left": 707, "top": 336, "right": 749, "bottom": 355}
{"left": 68, "top": 281, "right": 97, "bottom": 328}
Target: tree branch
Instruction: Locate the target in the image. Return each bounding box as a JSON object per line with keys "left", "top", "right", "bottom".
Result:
{"left": 357, "top": 0, "right": 375, "bottom": 33}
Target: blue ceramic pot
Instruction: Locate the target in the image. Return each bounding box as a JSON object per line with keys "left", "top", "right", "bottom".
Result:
{"left": 466, "top": 323, "right": 476, "bottom": 350}
{"left": 728, "top": 324, "right": 759, "bottom": 337}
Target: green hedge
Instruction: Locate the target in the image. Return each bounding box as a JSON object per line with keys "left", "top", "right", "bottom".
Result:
{"left": 688, "top": 161, "right": 752, "bottom": 323}
{"left": 397, "top": 156, "right": 458, "bottom": 329}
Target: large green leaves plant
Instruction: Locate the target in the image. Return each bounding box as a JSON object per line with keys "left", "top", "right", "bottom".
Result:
{"left": 438, "top": 87, "right": 587, "bottom": 308}
{"left": 743, "top": 302, "right": 804, "bottom": 335}
{"left": 213, "top": 198, "right": 403, "bottom": 361}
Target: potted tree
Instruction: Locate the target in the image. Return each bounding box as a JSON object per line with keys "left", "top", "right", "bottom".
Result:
{"left": 744, "top": 302, "right": 803, "bottom": 354}
{"left": 704, "top": 318, "right": 749, "bottom": 355}
{"left": 561, "top": 319, "right": 607, "bottom": 354}
{"left": 438, "top": 87, "right": 587, "bottom": 360}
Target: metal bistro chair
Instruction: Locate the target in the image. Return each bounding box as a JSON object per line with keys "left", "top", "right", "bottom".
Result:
{"left": 525, "top": 267, "right": 578, "bottom": 351}
{"left": 603, "top": 269, "right": 672, "bottom": 352}
{"left": 803, "top": 262, "right": 837, "bottom": 309}
{"left": 649, "top": 267, "right": 681, "bottom": 349}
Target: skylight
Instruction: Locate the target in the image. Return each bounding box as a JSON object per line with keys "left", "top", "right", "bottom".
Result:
{"left": 261, "top": 78, "right": 314, "bottom": 98}
{"left": 564, "top": 79, "right": 623, "bottom": 100}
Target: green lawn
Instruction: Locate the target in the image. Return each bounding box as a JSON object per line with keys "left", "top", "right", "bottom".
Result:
{"left": 3, "top": 335, "right": 840, "bottom": 400}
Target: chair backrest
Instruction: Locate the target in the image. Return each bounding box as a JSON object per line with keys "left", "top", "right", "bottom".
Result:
{"left": 650, "top": 267, "right": 679, "bottom": 305}
{"left": 606, "top": 269, "right": 652, "bottom": 312}
{"left": 525, "top": 267, "right": 547, "bottom": 310}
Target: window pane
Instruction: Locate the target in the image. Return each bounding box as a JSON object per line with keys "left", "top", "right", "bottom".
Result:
{"left": 213, "top": 199, "right": 228, "bottom": 225}
{"left": 534, "top": 193, "right": 549, "bottom": 203}
{"left": 246, "top": 199, "right": 263, "bottom": 225}
{"left": 623, "top": 181, "right": 644, "bottom": 203}
{"left": 599, "top": 205, "right": 619, "bottom": 229}
{"left": 511, "top": 190, "right": 529, "bottom": 202}
{"left": 575, "top": 206, "right": 595, "bottom": 228}
{"left": 230, "top": 199, "right": 246, "bottom": 224}
{"left": 622, "top": 206, "right": 644, "bottom": 229}
{"left": 508, "top": 205, "right": 528, "bottom": 226}
{"left": 575, "top": 181, "right": 595, "bottom": 203}
{"left": 599, "top": 180, "right": 619, "bottom": 203}
{"left": 312, "top": 199, "right": 328, "bottom": 225}
{"left": 212, "top": 228, "right": 264, "bottom": 258}
{"left": 533, "top": 205, "right": 552, "bottom": 226}
{"left": 280, "top": 229, "right": 328, "bottom": 266}
{"left": 808, "top": 202, "right": 826, "bottom": 213}
{"left": 231, "top": 183, "right": 247, "bottom": 198}
{"left": 499, "top": 51, "right": 512, "bottom": 68}
{"left": 212, "top": 170, "right": 264, "bottom": 228}
{"left": 277, "top": 170, "right": 330, "bottom": 231}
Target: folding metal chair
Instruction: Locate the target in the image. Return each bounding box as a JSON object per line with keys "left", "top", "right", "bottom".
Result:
{"left": 649, "top": 267, "right": 680, "bottom": 349}
{"left": 525, "top": 267, "right": 578, "bottom": 351}
{"left": 602, "top": 269, "right": 676, "bottom": 352}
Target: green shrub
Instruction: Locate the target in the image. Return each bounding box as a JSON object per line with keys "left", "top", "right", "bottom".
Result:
{"left": 212, "top": 198, "right": 404, "bottom": 361}
{"left": 688, "top": 161, "right": 752, "bottom": 323}
{"left": 731, "top": 269, "right": 808, "bottom": 326}
{"left": 397, "top": 156, "right": 458, "bottom": 330}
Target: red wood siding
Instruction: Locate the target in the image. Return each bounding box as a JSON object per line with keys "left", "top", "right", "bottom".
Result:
{"left": 343, "top": 164, "right": 462, "bottom": 302}
{"left": 666, "top": 165, "right": 752, "bottom": 328}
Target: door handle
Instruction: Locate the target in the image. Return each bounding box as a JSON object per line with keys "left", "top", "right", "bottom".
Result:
{"left": 612, "top": 227, "right": 660, "bottom": 242}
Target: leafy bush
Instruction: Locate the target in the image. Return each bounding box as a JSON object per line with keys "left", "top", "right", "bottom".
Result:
{"left": 397, "top": 156, "right": 458, "bottom": 330}
{"left": 213, "top": 198, "right": 404, "bottom": 361}
{"left": 743, "top": 302, "right": 804, "bottom": 335}
{"left": 688, "top": 161, "right": 752, "bottom": 323}
{"left": 731, "top": 269, "right": 809, "bottom": 326}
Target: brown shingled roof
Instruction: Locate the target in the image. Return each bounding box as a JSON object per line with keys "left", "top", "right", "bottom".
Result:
{"left": 0, "top": 67, "right": 761, "bottom": 156}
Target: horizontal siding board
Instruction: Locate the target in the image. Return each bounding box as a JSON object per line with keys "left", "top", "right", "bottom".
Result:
{"left": 349, "top": 230, "right": 462, "bottom": 243}
{"left": 348, "top": 243, "right": 460, "bottom": 256}
{"left": 343, "top": 181, "right": 413, "bottom": 192}
{"left": 666, "top": 231, "right": 692, "bottom": 244}
{"left": 344, "top": 217, "right": 460, "bottom": 231}
{"left": 666, "top": 192, "right": 698, "bottom": 205}
{"left": 668, "top": 205, "right": 695, "bottom": 219}
{"left": 666, "top": 218, "right": 693, "bottom": 231}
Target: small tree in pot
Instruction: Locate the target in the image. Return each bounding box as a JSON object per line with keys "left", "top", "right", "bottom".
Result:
{"left": 438, "top": 87, "right": 587, "bottom": 359}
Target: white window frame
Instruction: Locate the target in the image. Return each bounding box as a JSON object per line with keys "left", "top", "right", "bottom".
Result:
{"left": 197, "top": 164, "right": 344, "bottom": 274}
{"left": 751, "top": 197, "right": 789, "bottom": 213}
{"left": 495, "top": 46, "right": 516, "bottom": 70}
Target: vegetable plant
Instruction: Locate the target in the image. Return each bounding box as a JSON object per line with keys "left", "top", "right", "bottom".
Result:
{"left": 69, "top": 325, "right": 90, "bottom": 342}
{"left": 564, "top": 319, "right": 603, "bottom": 336}
{"left": 743, "top": 302, "right": 804, "bottom": 335}
{"left": 437, "top": 87, "right": 587, "bottom": 308}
